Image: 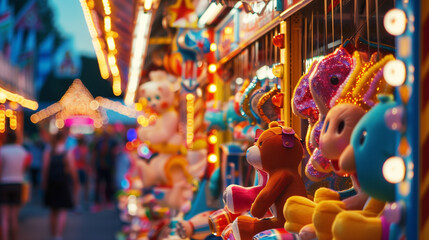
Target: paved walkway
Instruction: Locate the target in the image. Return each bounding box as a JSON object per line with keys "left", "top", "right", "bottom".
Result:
{"left": 18, "top": 191, "right": 122, "bottom": 240}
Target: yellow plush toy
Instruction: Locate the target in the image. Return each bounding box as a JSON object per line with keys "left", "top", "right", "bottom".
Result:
{"left": 284, "top": 103, "right": 385, "bottom": 240}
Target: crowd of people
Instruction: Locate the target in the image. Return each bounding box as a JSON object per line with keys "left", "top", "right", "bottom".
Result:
{"left": 0, "top": 128, "right": 128, "bottom": 240}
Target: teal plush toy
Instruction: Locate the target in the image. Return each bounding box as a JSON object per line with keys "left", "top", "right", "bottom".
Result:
{"left": 329, "top": 95, "right": 400, "bottom": 240}
{"left": 340, "top": 94, "right": 398, "bottom": 202}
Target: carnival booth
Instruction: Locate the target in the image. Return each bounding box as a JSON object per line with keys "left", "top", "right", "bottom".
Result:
{"left": 79, "top": 0, "right": 426, "bottom": 239}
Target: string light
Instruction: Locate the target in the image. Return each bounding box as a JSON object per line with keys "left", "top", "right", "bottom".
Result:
{"left": 208, "top": 84, "right": 217, "bottom": 93}
{"left": 208, "top": 134, "right": 217, "bottom": 144}
{"left": 102, "top": 0, "right": 112, "bottom": 15}
{"left": 208, "top": 153, "right": 218, "bottom": 163}
{"left": 186, "top": 93, "right": 195, "bottom": 148}
{"left": 208, "top": 64, "right": 217, "bottom": 73}
{"left": 104, "top": 16, "right": 111, "bottom": 32}
{"left": 210, "top": 43, "right": 217, "bottom": 52}
{"left": 92, "top": 39, "right": 109, "bottom": 79}
{"left": 0, "top": 88, "right": 38, "bottom": 110}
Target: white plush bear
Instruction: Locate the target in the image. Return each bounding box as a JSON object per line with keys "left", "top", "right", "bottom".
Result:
{"left": 136, "top": 71, "right": 197, "bottom": 211}
{"left": 138, "top": 70, "right": 183, "bottom": 148}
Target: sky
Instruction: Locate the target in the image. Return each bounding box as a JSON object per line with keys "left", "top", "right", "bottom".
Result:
{"left": 48, "top": 0, "right": 95, "bottom": 57}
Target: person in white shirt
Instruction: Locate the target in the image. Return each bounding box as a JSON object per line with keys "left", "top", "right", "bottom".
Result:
{"left": 0, "top": 130, "right": 31, "bottom": 240}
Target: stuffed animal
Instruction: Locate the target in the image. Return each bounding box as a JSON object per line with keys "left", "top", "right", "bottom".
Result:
{"left": 306, "top": 46, "right": 355, "bottom": 180}
{"left": 138, "top": 70, "right": 183, "bottom": 152}
{"left": 284, "top": 103, "right": 367, "bottom": 239}
{"left": 285, "top": 96, "right": 398, "bottom": 240}
{"left": 330, "top": 95, "right": 399, "bottom": 240}
{"left": 136, "top": 70, "right": 194, "bottom": 210}
{"left": 231, "top": 121, "right": 307, "bottom": 240}
{"left": 208, "top": 132, "right": 269, "bottom": 237}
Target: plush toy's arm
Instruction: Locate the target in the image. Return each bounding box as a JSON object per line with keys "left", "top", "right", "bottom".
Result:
{"left": 250, "top": 171, "right": 293, "bottom": 218}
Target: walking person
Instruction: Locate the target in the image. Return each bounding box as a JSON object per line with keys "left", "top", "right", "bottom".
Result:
{"left": 0, "top": 130, "right": 31, "bottom": 240}
{"left": 42, "top": 131, "right": 79, "bottom": 240}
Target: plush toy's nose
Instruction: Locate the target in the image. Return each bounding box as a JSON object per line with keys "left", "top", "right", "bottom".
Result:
{"left": 338, "top": 144, "right": 356, "bottom": 173}
{"left": 246, "top": 146, "right": 262, "bottom": 170}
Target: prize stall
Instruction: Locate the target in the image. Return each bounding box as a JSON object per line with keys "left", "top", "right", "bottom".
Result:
{"left": 79, "top": 0, "right": 427, "bottom": 239}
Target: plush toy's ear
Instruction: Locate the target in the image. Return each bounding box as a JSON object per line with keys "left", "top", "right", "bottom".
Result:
{"left": 255, "top": 129, "right": 263, "bottom": 142}
{"left": 282, "top": 127, "right": 296, "bottom": 148}
{"left": 269, "top": 121, "right": 280, "bottom": 128}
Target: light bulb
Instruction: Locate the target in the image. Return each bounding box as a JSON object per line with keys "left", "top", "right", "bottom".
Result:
{"left": 384, "top": 60, "right": 406, "bottom": 86}
{"left": 383, "top": 156, "right": 406, "bottom": 184}
{"left": 384, "top": 9, "right": 407, "bottom": 36}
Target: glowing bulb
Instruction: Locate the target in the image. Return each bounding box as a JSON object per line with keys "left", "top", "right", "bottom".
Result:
{"left": 55, "top": 119, "right": 65, "bottom": 129}
{"left": 208, "top": 64, "right": 217, "bottom": 73}
{"left": 208, "top": 84, "right": 217, "bottom": 93}
{"left": 210, "top": 43, "right": 217, "bottom": 52}
{"left": 144, "top": 0, "right": 152, "bottom": 11}
{"left": 235, "top": 77, "right": 243, "bottom": 85}
{"left": 127, "top": 195, "right": 138, "bottom": 216}
{"left": 89, "top": 100, "right": 100, "bottom": 110}
{"left": 383, "top": 156, "right": 406, "bottom": 184}
{"left": 186, "top": 93, "right": 195, "bottom": 101}
{"left": 224, "top": 27, "right": 233, "bottom": 35}
{"left": 30, "top": 115, "right": 38, "bottom": 123}
{"left": 104, "top": 16, "right": 111, "bottom": 32}
{"left": 135, "top": 103, "right": 142, "bottom": 111}
{"left": 0, "top": 92, "right": 6, "bottom": 103}
{"left": 208, "top": 153, "right": 218, "bottom": 163}
{"left": 384, "top": 9, "right": 407, "bottom": 36}
{"left": 384, "top": 60, "right": 406, "bottom": 86}
{"left": 5, "top": 109, "right": 12, "bottom": 117}
{"left": 208, "top": 135, "right": 217, "bottom": 144}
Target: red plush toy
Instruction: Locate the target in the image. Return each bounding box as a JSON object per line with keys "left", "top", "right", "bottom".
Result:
{"left": 231, "top": 121, "right": 307, "bottom": 240}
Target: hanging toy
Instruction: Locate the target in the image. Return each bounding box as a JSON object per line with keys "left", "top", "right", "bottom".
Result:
{"left": 239, "top": 77, "right": 262, "bottom": 125}
{"left": 257, "top": 84, "right": 282, "bottom": 124}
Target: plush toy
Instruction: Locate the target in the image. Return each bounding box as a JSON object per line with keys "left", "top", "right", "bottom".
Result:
{"left": 285, "top": 96, "right": 398, "bottom": 240}
{"left": 209, "top": 138, "right": 269, "bottom": 237}
{"left": 284, "top": 103, "right": 366, "bottom": 239}
{"left": 306, "top": 46, "right": 355, "bottom": 179}
{"left": 138, "top": 70, "right": 183, "bottom": 153}
{"left": 231, "top": 121, "right": 307, "bottom": 240}
{"left": 240, "top": 77, "right": 262, "bottom": 125}
{"left": 330, "top": 95, "right": 399, "bottom": 240}
{"left": 136, "top": 71, "right": 195, "bottom": 210}
{"left": 299, "top": 45, "right": 394, "bottom": 182}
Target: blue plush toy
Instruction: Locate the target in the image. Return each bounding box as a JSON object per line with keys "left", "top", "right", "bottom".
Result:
{"left": 329, "top": 95, "right": 400, "bottom": 240}
{"left": 342, "top": 95, "right": 398, "bottom": 202}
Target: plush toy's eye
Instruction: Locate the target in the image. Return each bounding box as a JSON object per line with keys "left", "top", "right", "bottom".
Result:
{"left": 337, "top": 120, "right": 345, "bottom": 134}
{"left": 147, "top": 97, "right": 152, "bottom": 102}
{"left": 330, "top": 76, "right": 339, "bottom": 85}
{"left": 324, "top": 120, "right": 330, "bottom": 133}
{"left": 359, "top": 130, "right": 367, "bottom": 145}
{"left": 258, "top": 141, "right": 263, "bottom": 147}
{"left": 155, "top": 95, "right": 160, "bottom": 100}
